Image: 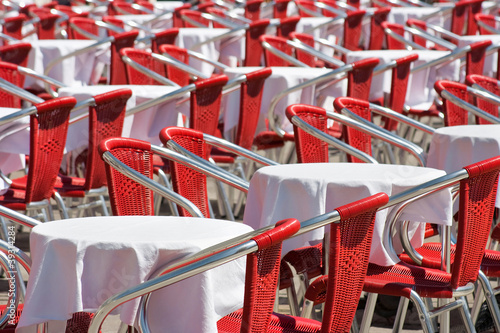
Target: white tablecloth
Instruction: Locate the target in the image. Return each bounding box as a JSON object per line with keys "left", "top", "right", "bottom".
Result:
{"left": 222, "top": 66, "right": 344, "bottom": 138}
{"left": 243, "top": 163, "right": 452, "bottom": 266}
{"left": 427, "top": 124, "right": 500, "bottom": 207}
{"left": 17, "top": 216, "right": 253, "bottom": 333}
{"left": 387, "top": 6, "right": 447, "bottom": 27}
{"left": 0, "top": 107, "right": 29, "bottom": 174}
{"left": 25, "top": 40, "right": 110, "bottom": 90}
{"left": 346, "top": 50, "right": 460, "bottom": 110}
{"left": 58, "top": 85, "right": 186, "bottom": 148}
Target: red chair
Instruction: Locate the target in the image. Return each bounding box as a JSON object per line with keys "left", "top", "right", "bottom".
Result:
{"left": 474, "top": 13, "right": 500, "bottom": 35}
{"left": 109, "top": 0, "right": 154, "bottom": 15}
{"left": 368, "top": 7, "right": 391, "bottom": 50}
{"left": 273, "top": 0, "right": 291, "bottom": 19}
{"left": 101, "top": 16, "right": 126, "bottom": 37}
{"left": 0, "top": 61, "right": 27, "bottom": 108}
{"left": 1, "top": 14, "right": 26, "bottom": 42}
{"left": 28, "top": 7, "right": 62, "bottom": 40}
{"left": 243, "top": 19, "right": 270, "bottom": 67}
{"left": 244, "top": 0, "right": 263, "bottom": 21}
{"left": 276, "top": 16, "right": 301, "bottom": 39}
{"left": 259, "top": 35, "right": 296, "bottom": 67}
{"left": 53, "top": 89, "right": 132, "bottom": 218}
{"left": 217, "top": 192, "right": 389, "bottom": 333}
{"left": 0, "top": 97, "right": 76, "bottom": 221}
{"left": 179, "top": 9, "right": 210, "bottom": 27}
{"left": 120, "top": 47, "right": 169, "bottom": 85}
{"left": 150, "top": 28, "right": 179, "bottom": 54}
{"left": 67, "top": 17, "right": 100, "bottom": 39}
{"left": 172, "top": 3, "right": 192, "bottom": 28}
{"left": 342, "top": 10, "right": 366, "bottom": 53}
{"left": 466, "top": 74, "right": 500, "bottom": 124}
{"left": 159, "top": 44, "right": 191, "bottom": 86}
{"left": 108, "top": 30, "right": 139, "bottom": 85}
{"left": 295, "top": 0, "right": 321, "bottom": 17}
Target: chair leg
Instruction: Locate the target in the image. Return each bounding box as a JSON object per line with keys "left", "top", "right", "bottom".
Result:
{"left": 457, "top": 296, "right": 476, "bottom": 333}
{"left": 475, "top": 270, "right": 500, "bottom": 332}
{"left": 392, "top": 297, "right": 410, "bottom": 333}
{"left": 408, "top": 291, "right": 434, "bottom": 333}
{"left": 359, "top": 292, "right": 378, "bottom": 333}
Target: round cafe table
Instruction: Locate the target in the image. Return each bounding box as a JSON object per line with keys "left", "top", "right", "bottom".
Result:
{"left": 17, "top": 216, "right": 253, "bottom": 333}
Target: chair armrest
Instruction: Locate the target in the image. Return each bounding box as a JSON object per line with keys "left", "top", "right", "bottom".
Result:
{"left": 441, "top": 88, "right": 500, "bottom": 124}
{"left": 121, "top": 53, "right": 181, "bottom": 86}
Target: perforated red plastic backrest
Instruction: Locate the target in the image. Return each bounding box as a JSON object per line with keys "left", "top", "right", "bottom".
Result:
{"left": 385, "top": 53, "right": 419, "bottom": 131}
{"left": 466, "top": 40, "right": 491, "bottom": 78}
{"left": 286, "top": 104, "right": 329, "bottom": 163}
{"left": 120, "top": 47, "right": 167, "bottom": 85}
{"left": 151, "top": 28, "right": 179, "bottom": 53}
{"left": 0, "top": 42, "right": 31, "bottom": 67}
{"left": 343, "top": 10, "right": 366, "bottom": 52}
{"left": 34, "top": 11, "right": 60, "bottom": 40}
{"left": 289, "top": 32, "right": 316, "bottom": 67}
{"left": 406, "top": 19, "right": 429, "bottom": 49}
{"left": 181, "top": 9, "right": 210, "bottom": 27}
{"left": 85, "top": 88, "right": 131, "bottom": 191}
{"left": 109, "top": 30, "right": 138, "bottom": 85}
{"left": 320, "top": 0, "right": 338, "bottom": 18}
{"left": 245, "top": 0, "right": 263, "bottom": 21}
{"left": 295, "top": 0, "right": 319, "bottom": 17}
{"left": 190, "top": 75, "right": 228, "bottom": 136}
{"left": 273, "top": 0, "right": 290, "bottom": 19}
{"left": 173, "top": 4, "right": 192, "bottom": 28}
{"left": 450, "top": 0, "right": 468, "bottom": 36}
{"left": 2, "top": 14, "right": 26, "bottom": 41}
{"left": 260, "top": 35, "right": 294, "bottom": 67}
{"left": 382, "top": 21, "right": 407, "bottom": 50}
{"left": 159, "top": 127, "right": 211, "bottom": 218}
{"left": 347, "top": 57, "right": 380, "bottom": 101}
{"left": 244, "top": 19, "right": 270, "bottom": 67}
{"left": 334, "top": 97, "right": 373, "bottom": 163}
{"left": 26, "top": 97, "right": 76, "bottom": 203}
{"left": 466, "top": 74, "right": 500, "bottom": 124}
{"left": 474, "top": 13, "right": 496, "bottom": 35}
{"left": 0, "top": 61, "right": 24, "bottom": 108}
{"left": 434, "top": 80, "right": 469, "bottom": 126}
{"left": 205, "top": 7, "right": 227, "bottom": 28}
{"left": 98, "top": 137, "right": 155, "bottom": 216}
{"left": 321, "top": 192, "right": 388, "bottom": 332}
{"left": 235, "top": 67, "right": 272, "bottom": 150}
{"left": 369, "top": 8, "right": 391, "bottom": 50}
{"left": 466, "top": 0, "right": 484, "bottom": 35}
{"left": 450, "top": 156, "right": 500, "bottom": 288}
{"left": 102, "top": 16, "right": 125, "bottom": 37}
{"left": 67, "top": 17, "right": 99, "bottom": 39}
{"left": 277, "top": 16, "right": 300, "bottom": 38}
{"left": 237, "top": 218, "right": 300, "bottom": 333}
{"left": 159, "top": 44, "right": 190, "bottom": 87}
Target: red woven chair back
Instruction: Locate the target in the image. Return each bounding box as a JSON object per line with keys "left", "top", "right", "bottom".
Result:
{"left": 465, "top": 40, "right": 490, "bottom": 78}
{"left": 84, "top": 88, "right": 131, "bottom": 191}
{"left": 244, "top": 19, "right": 270, "bottom": 67}
{"left": 102, "top": 16, "right": 125, "bottom": 37}
{"left": 172, "top": 4, "right": 192, "bottom": 28}
{"left": 0, "top": 42, "right": 31, "bottom": 67}
{"left": 334, "top": 97, "right": 373, "bottom": 163}
{"left": 67, "top": 17, "right": 99, "bottom": 39}
{"left": 295, "top": 0, "right": 319, "bottom": 17}
{"left": 434, "top": 80, "right": 470, "bottom": 127}
{"left": 320, "top": 0, "right": 338, "bottom": 17}
{"left": 289, "top": 32, "right": 316, "bottom": 67}
{"left": 450, "top": 156, "right": 500, "bottom": 288}
{"left": 110, "top": 1, "right": 152, "bottom": 15}
{"left": 382, "top": 21, "right": 407, "bottom": 50}
{"left": 347, "top": 57, "right": 380, "bottom": 100}
{"left": 407, "top": 19, "right": 429, "bottom": 49}
{"left": 159, "top": 127, "right": 211, "bottom": 218}
{"left": 159, "top": 44, "right": 191, "bottom": 87}
{"left": 25, "top": 97, "right": 76, "bottom": 203}
{"left": 99, "top": 137, "right": 155, "bottom": 216}
{"left": 384, "top": 53, "right": 419, "bottom": 131}
{"left": 245, "top": 0, "right": 263, "bottom": 21}
{"left": 467, "top": 0, "right": 484, "bottom": 35}
{"left": 474, "top": 13, "right": 496, "bottom": 35}
{"left": 273, "top": 0, "right": 290, "bottom": 19}
{"left": 2, "top": 14, "right": 26, "bottom": 41}
{"left": 109, "top": 30, "right": 138, "bottom": 85}
{"left": 120, "top": 47, "right": 166, "bottom": 85}
{"left": 151, "top": 28, "right": 179, "bottom": 53}
{"left": 466, "top": 74, "right": 500, "bottom": 124}
{"left": 0, "top": 61, "right": 25, "bottom": 108}
{"left": 450, "top": 0, "right": 469, "bottom": 36}
{"left": 277, "top": 16, "right": 300, "bottom": 39}
{"left": 30, "top": 8, "right": 60, "bottom": 39}
{"left": 180, "top": 9, "right": 210, "bottom": 27}
{"left": 343, "top": 10, "right": 366, "bottom": 53}
{"left": 320, "top": 193, "right": 387, "bottom": 332}
{"left": 235, "top": 67, "right": 272, "bottom": 150}
{"left": 260, "top": 35, "right": 294, "bottom": 67}
{"left": 368, "top": 8, "right": 391, "bottom": 50}
{"left": 205, "top": 7, "right": 227, "bottom": 28}
{"left": 286, "top": 104, "right": 329, "bottom": 163}
{"left": 190, "top": 75, "right": 228, "bottom": 136}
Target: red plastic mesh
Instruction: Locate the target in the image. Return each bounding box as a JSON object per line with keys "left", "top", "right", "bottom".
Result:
{"left": 261, "top": 35, "right": 294, "bottom": 67}
{"left": 244, "top": 19, "right": 269, "bottom": 67}
{"left": 122, "top": 48, "right": 167, "bottom": 85}
{"left": 0, "top": 63, "right": 24, "bottom": 108}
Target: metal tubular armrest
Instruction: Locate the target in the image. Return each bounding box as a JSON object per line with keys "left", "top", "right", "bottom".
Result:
{"left": 68, "top": 97, "right": 97, "bottom": 125}
{"left": 126, "top": 83, "right": 195, "bottom": 116}
{"left": 331, "top": 109, "right": 427, "bottom": 166}
{"left": 411, "top": 43, "right": 470, "bottom": 74}
{"left": 383, "top": 26, "right": 428, "bottom": 51}
{"left": 0, "top": 239, "right": 31, "bottom": 272}
{"left": 368, "top": 103, "right": 436, "bottom": 135}
{"left": 267, "top": 64, "right": 354, "bottom": 137}
{"left": 185, "top": 49, "right": 230, "bottom": 71}
{"left": 101, "top": 150, "right": 204, "bottom": 218}
{"left": 313, "top": 36, "right": 350, "bottom": 56}
{"left": 201, "top": 11, "right": 243, "bottom": 29}
{"left": 420, "top": 20, "right": 461, "bottom": 43}
{"left": 0, "top": 104, "right": 37, "bottom": 126}
{"left": 121, "top": 54, "right": 180, "bottom": 86}
{"left": 287, "top": 39, "right": 345, "bottom": 68}
{"left": 17, "top": 65, "right": 67, "bottom": 96}
{"left": 0, "top": 250, "right": 19, "bottom": 327}
{"left": 476, "top": 20, "right": 500, "bottom": 34}
{"left": 95, "top": 20, "right": 125, "bottom": 34}
{"left": 406, "top": 24, "right": 457, "bottom": 51}
{"left": 469, "top": 83, "right": 500, "bottom": 106}
{"left": 0, "top": 78, "right": 45, "bottom": 104}
{"left": 290, "top": 115, "right": 378, "bottom": 163}
{"left": 441, "top": 89, "right": 500, "bottom": 124}
{"left": 152, "top": 52, "right": 209, "bottom": 81}
{"left": 302, "top": 14, "right": 347, "bottom": 35}
{"left": 203, "top": 133, "right": 279, "bottom": 166}
{"left": 0, "top": 205, "right": 40, "bottom": 229}
{"left": 261, "top": 40, "right": 309, "bottom": 67}
{"left": 156, "top": 143, "right": 250, "bottom": 193}
{"left": 0, "top": 32, "right": 19, "bottom": 42}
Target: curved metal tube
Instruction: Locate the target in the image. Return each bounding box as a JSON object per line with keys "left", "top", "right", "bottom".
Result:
{"left": 287, "top": 39, "right": 345, "bottom": 68}
{"left": 126, "top": 83, "right": 194, "bottom": 116}
{"left": 368, "top": 103, "right": 436, "bottom": 135}
{"left": 121, "top": 55, "right": 179, "bottom": 86}
{"left": 405, "top": 25, "right": 457, "bottom": 51}
{"left": 476, "top": 20, "right": 500, "bottom": 35}
{"left": 0, "top": 105, "right": 37, "bottom": 126}
{"left": 0, "top": 32, "right": 18, "bottom": 42}
{"left": 441, "top": 90, "right": 500, "bottom": 124}
{"left": 383, "top": 26, "right": 428, "bottom": 51}
{"left": 186, "top": 49, "right": 229, "bottom": 71}
{"left": 0, "top": 78, "right": 44, "bottom": 104}
{"left": 411, "top": 44, "right": 469, "bottom": 74}
{"left": 18, "top": 66, "right": 68, "bottom": 98}
{"left": 0, "top": 205, "right": 40, "bottom": 229}
{"left": 290, "top": 115, "right": 379, "bottom": 164}
{"left": 331, "top": 110, "right": 427, "bottom": 166}
{"left": 261, "top": 40, "right": 308, "bottom": 67}
{"left": 156, "top": 143, "right": 250, "bottom": 193}
{"left": 467, "top": 85, "right": 500, "bottom": 107}
{"left": 101, "top": 151, "right": 204, "bottom": 218}
{"left": 152, "top": 52, "right": 209, "bottom": 80}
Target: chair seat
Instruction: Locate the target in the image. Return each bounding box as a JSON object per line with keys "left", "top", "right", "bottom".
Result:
{"left": 253, "top": 131, "right": 294, "bottom": 150}
{"left": 0, "top": 188, "right": 29, "bottom": 210}
{"left": 53, "top": 175, "right": 87, "bottom": 198}
{"left": 217, "top": 309, "right": 322, "bottom": 333}
{"left": 399, "top": 242, "right": 500, "bottom": 278}
{"left": 364, "top": 261, "right": 454, "bottom": 299}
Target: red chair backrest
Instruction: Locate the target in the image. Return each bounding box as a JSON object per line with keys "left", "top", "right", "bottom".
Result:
{"left": 30, "top": 7, "right": 60, "bottom": 39}
{"left": 347, "top": 57, "right": 380, "bottom": 101}
{"left": 67, "top": 17, "right": 99, "bottom": 39}
{"left": 342, "top": 10, "right": 366, "bottom": 54}
{"left": 434, "top": 80, "right": 470, "bottom": 127}
{"left": 244, "top": 19, "right": 270, "bottom": 67}
{"left": 180, "top": 9, "right": 210, "bottom": 27}
{"left": 102, "top": 16, "right": 125, "bottom": 37}
{"left": 260, "top": 34, "right": 294, "bottom": 67}
{"left": 2, "top": 14, "right": 26, "bottom": 41}
{"left": 26, "top": 97, "right": 76, "bottom": 203}
{"left": 245, "top": 0, "right": 263, "bottom": 21}
{"left": 273, "top": 0, "right": 290, "bottom": 19}
{"left": 120, "top": 47, "right": 167, "bottom": 85}
{"left": 382, "top": 21, "right": 407, "bottom": 50}
{"left": 151, "top": 28, "right": 179, "bottom": 53}
{"left": 0, "top": 42, "right": 32, "bottom": 67}
{"left": 172, "top": 4, "right": 192, "bottom": 28}
{"left": 0, "top": 61, "right": 25, "bottom": 107}
{"left": 465, "top": 40, "right": 491, "bottom": 78}
{"left": 466, "top": 74, "right": 500, "bottom": 124}
{"left": 474, "top": 13, "right": 496, "bottom": 35}
{"left": 109, "top": 30, "right": 139, "bottom": 85}
{"left": 368, "top": 8, "right": 391, "bottom": 50}
{"left": 289, "top": 32, "right": 316, "bottom": 67}
{"left": 277, "top": 16, "right": 300, "bottom": 39}
{"left": 159, "top": 44, "right": 191, "bottom": 87}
